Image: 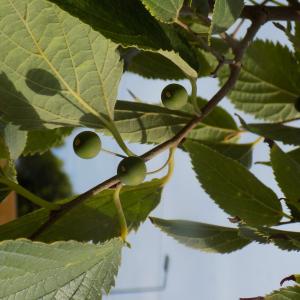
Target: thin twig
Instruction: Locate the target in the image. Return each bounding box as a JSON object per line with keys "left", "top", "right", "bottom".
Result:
{"left": 231, "top": 19, "right": 246, "bottom": 39}
{"left": 30, "top": 9, "right": 268, "bottom": 239}
{"left": 113, "top": 184, "right": 128, "bottom": 241}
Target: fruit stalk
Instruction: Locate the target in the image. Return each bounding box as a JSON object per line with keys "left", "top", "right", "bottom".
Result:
{"left": 161, "top": 147, "right": 176, "bottom": 186}
{"left": 106, "top": 121, "right": 135, "bottom": 157}
{"left": 190, "top": 78, "right": 200, "bottom": 115}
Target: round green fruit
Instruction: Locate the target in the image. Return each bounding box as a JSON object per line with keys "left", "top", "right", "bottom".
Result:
{"left": 161, "top": 84, "right": 188, "bottom": 109}
{"left": 117, "top": 156, "right": 147, "bottom": 186}
{"left": 73, "top": 131, "right": 101, "bottom": 159}
{"left": 294, "top": 97, "right": 300, "bottom": 112}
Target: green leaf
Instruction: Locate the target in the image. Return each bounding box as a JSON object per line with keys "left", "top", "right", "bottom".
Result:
{"left": 124, "top": 46, "right": 220, "bottom": 79}
{"left": 158, "top": 23, "right": 199, "bottom": 72}
{"left": 257, "top": 147, "right": 300, "bottom": 167}
{"left": 190, "top": 0, "right": 210, "bottom": 16}
{"left": 238, "top": 224, "right": 270, "bottom": 245}
{"left": 0, "top": 180, "right": 162, "bottom": 242}
{"left": 240, "top": 119, "right": 300, "bottom": 146}
{"left": 0, "top": 122, "right": 27, "bottom": 160}
{"left": 23, "top": 128, "right": 73, "bottom": 156}
{"left": 124, "top": 50, "right": 186, "bottom": 80}
{"left": 0, "top": 238, "right": 122, "bottom": 299}
{"left": 290, "top": 22, "right": 300, "bottom": 54}
{"left": 151, "top": 217, "right": 251, "bottom": 253}
{"left": 265, "top": 285, "right": 300, "bottom": 300}
{"left": 0, "top": 160, "right": 15, "bottom": 203}
{"left": 271, "top": 144, "right": 300, "bottom": 220}
{"left": 0, "top": 0, "right": 123, "bottom": 130}
{"left": 0, "top": 122, "right": 26, "bottom": 202}
{"left": 157, "top": 49, "right": 198, "bottom": 78}
{"left": 239, "top": 226, "right": 300, "bottom": 252}
{"left": 219, "top": 41, "right": 300, "bottom": 122}
{"left": 210, "top": 0, "right": 244, "bottom": 35}
{"left": 140, "top": 0, "right": 184, "bottom": 23}
{"left": 184, "top": 141, "right": 283, "bottom": 226}
{"left": 185, "top": 140, "right": 253, "bottom": 168}
{"left": 287, "top": 147, "right": 300, "bottom": 164}
{"left": 101, "top": 99, "right": 239, "bottom": 145}
{"left": 47, "top": 0, "right": 171, "bottom": 50}
{"left": 271, "top": 144, "right": 300, "bottom": 202}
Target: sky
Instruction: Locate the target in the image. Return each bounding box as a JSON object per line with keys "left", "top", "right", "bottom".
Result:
{"left": 54, "top": 13, "right": 300, "bottom": 300}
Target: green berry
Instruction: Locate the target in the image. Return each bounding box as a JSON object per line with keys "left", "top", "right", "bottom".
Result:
{"left": 73, "top": 131, "right": 101, "bottom": 159}
{"left": 294, "top": 97, "right": 300, "bottom": 112}
{"left": 161, "top": 84, "right": 188, "bottom": 109}
{"left": 117, "top": 156, "right": 146, "bottom": 186}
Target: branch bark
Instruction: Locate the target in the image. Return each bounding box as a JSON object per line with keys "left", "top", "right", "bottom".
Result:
{"left": 29, "top": 8, "right": 268, "bottom": 239}
{"left": 242, "top": 5, "right": 300, "bottom": 21}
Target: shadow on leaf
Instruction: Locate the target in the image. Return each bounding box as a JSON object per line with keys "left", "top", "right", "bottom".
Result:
{"left": 26, "top": 69, "right": 61, "bottom": 96}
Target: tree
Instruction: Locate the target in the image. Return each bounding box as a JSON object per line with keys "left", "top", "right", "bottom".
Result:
{"left": 0, "top": 0, "right": 299, "bottom": 298}
{"left": 16, "top": 151, "right": 73, "bottom": 216}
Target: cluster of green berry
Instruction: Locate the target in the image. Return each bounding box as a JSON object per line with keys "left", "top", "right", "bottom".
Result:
{"left": 72, "top": 84, "right": 188, "bottom": 186}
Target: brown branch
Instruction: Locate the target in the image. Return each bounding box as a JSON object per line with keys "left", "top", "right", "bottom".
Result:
{"left": 242, "top": 5, "right": 300, "bottom": 21}
{"left": 30, "top": 11, "right": 267, "bottom": 240}
{"left": 207, "top": 1, "right": 300, "bottom": 21}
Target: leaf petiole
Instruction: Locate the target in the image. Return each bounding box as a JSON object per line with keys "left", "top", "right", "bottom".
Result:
{"left": 147, "top": 148, "right": 175, "bottom": 175}
{"left": 190, "top": 78, "right": 201, "bottom": 115}
{"left": 113, "top": 184, "right": 128, "bottom": 241}
{"left": 160, "top": 147, "right": 176, "bottom": 186}
{"left": 0, "top": 177, "right": 60, "bottom": 210}
{"left": 106, "top": 121, "right": 135, "bottom": 157}
{"left": 101, "top": 148, "right": 127, "bottom": 159}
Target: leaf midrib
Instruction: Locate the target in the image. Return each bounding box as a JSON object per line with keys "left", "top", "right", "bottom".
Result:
{"left": 241, "top": 65, "right": 298, "bottom": 98}
{"left": 8, "top": 0, "right": 105, "bottom": 122}
{"left": 195, "top": 154, "right": 281, "bottom": 218}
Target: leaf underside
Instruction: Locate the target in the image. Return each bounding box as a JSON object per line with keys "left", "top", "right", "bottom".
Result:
{"left": 152, "top": 217, "right": 251, "bottom": 253}
{"left": 185, "top": 141, "right": 282, "bottom": 226}
{"left": 0, "top": 180, "right": 163, "bottom": 242}
{"left": 0, "top": 0, "right": 123, "bottom": 130}
{"left": 219, "top": 41, "right": 300, "bottom": 122}
{"left": 0, "top": 238, "right": 122, "bottom": 299}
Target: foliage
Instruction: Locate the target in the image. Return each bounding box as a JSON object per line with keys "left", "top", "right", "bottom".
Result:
{"left": 16, "top": 152, "right": 73, "bottom": 216}
{"left": 0, "top": 0, "right": 300, "bottom": 299}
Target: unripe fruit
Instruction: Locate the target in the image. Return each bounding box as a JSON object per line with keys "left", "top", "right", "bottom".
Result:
{"left": 161, "top": 84, "right": 188, "bottom": 109}
{"left": 117, "top": 156, "right": 146, "bottom": 186}
{"left": 294, "top": 97, "right": 300, "bottom": 112}
{"left": 73, "top": 131, "right": 101, "bottom": 159}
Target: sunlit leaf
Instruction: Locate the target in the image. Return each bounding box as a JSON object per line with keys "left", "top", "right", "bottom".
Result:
{"left": 0, "top": 238, "right": 122, "bottom": 299}
{"left": 23, "top": 128, "right": 73, "bottom": 156}
{"left": 210, "top": 0, "right": 244, "bottom": 36}
{"left": 0, "top": 180, "right": 163, "bottom": 242}
{"left": 219, "top": 41, "right": 300, "bottom": 122}
{"left": 265, "top": 285, "right": 300, "bottom": 300}
{"left": 140, "top": 0, "right": 184, "bottom": 23}
{"left": 101, "top": 100, "right": 239, "bottom": 145}
{"left": 0, "top": 0, "right": 123, "bottom": 130}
